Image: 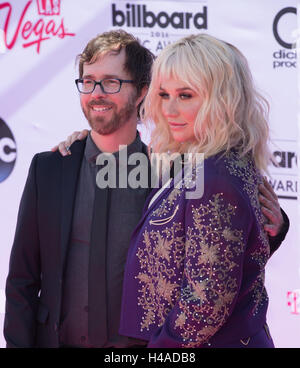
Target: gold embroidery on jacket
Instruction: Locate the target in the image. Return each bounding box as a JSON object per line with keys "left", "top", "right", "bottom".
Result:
{"left": 151, "top": 188, "right": 181, "bottom": 217}
{"left": 224, "top": 151, "right": 270, "bottom": 315}
{"left": 150, "top": 205, "right": 179, "bottom": 226}
{"left": 135, "top": 223, "right": 185, "bottom": 331}
{"left": 175, "top": 193, "right": 244, "bottom": 347}
{"left": 135, "top": 152, "right": 269, "bottom": 345}
{"left": 135, "top": 190, "right": 244, "bottom": 347}
{"left": 135, "top": 187, "right": 185, "bottom": 331}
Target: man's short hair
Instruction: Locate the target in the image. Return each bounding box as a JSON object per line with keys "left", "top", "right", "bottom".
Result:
{"left": 77, "top": 29, "right": 155, "bottom": 98}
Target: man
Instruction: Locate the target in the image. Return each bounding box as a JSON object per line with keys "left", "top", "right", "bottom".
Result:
{"left": 4, "top": 30, "right": 154, "bottom": 348}
{"left": 4, "top": 30, "right": 288, "bottom": 348}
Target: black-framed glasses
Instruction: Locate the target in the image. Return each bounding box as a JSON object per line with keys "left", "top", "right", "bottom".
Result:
{"left": 75, "top": 78, "right": 134, "bottom": 94}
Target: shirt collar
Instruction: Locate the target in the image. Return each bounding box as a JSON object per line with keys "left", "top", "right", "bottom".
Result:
{"left": 84, "top": 131, "right": 143, "bottom": 165}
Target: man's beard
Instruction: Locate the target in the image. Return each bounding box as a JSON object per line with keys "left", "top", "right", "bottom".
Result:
{"left": 82, "top": 93, "right": 137, "bottom": 136}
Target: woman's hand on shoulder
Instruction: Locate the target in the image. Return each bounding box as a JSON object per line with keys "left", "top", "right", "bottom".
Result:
{"left": 51, "top": 129, "right": 89, "bottom": 156}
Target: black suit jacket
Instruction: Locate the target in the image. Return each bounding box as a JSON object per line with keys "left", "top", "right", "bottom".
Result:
{"left": 4, "top": 140, "right": 88, "bottom": 347}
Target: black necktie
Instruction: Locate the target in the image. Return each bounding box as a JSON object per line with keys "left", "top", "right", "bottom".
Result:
{"left": 88, "top": 184, "right": 109, "bottom": 347}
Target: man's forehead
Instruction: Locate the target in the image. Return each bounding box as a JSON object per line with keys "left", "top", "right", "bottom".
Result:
{"left": 82, "top": 49, "right": 126, "bottom": 76}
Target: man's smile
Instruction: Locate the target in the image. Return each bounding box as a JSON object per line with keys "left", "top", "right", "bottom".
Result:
{"left": 91, "top": 106, "right": 113, "bottom": 113}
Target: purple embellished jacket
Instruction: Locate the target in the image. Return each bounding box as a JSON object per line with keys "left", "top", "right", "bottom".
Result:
{"left": 119, "top": 150, "right": 272, "bottom": 347}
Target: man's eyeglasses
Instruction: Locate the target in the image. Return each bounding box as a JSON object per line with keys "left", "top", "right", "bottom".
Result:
{"left": 75, "top": 78, "right": 134, "bottom": 94}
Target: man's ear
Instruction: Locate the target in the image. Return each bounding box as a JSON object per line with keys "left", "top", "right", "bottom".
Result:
{"left": 135, "top": 85, "right": 148, "bottom": 107}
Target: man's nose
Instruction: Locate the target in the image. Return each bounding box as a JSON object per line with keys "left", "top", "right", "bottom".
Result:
{"left": 91, "top": 83, "right": 106, "bottom": 98}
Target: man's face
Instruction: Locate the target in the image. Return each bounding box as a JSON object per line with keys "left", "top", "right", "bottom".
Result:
{"left": 80, "top": 48, "right": 138, "bottom": 136}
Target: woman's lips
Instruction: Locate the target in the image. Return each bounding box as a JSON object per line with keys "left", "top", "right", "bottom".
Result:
{"left": 168, "top": 121, "right": 187, "bottom": 129}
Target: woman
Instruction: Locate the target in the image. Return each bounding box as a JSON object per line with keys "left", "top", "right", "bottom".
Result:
{"left": 117, "top": 34, "right": 277, "bottom": 348}
{"left": 53, "top": 33, "right": 288, "bottom": 347}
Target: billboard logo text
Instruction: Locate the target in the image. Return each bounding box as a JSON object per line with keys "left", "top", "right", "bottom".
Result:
{"left": 112, "top": 3, "right": 207, "bottom": 30}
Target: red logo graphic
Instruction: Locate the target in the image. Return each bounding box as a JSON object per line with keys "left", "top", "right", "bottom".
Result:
{"left": 0, "top": 0, "right": 75, "bottom": 54}
{"left": 287, "top": 290, "right": 300, "bottom": 315}
{"left": 36, "top": 0, "right": 60, "bottom": 16}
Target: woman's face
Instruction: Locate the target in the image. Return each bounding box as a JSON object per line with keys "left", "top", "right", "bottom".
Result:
{"left": 159, "top": 77, "right": 202, "bottom": 143}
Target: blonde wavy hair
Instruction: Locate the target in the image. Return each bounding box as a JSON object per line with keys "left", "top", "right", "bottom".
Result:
{"left": 142, "top": 33, "right": 272, "bottom": 173}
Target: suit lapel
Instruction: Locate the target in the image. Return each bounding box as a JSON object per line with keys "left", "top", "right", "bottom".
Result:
{"left": 129, "top": 173, "right": 180, "bottom": 241}
{"left": 60, "top": 140, "right": 86, "bottom": 271}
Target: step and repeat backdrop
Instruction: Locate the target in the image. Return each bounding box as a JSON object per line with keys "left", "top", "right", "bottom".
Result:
{"left": 0, "top": 0, "right": 299, "bottom": 348}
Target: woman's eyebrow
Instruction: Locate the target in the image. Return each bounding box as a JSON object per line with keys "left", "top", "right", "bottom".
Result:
{"left": 159, "top": 86, "right": 193, "bottom": 91}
